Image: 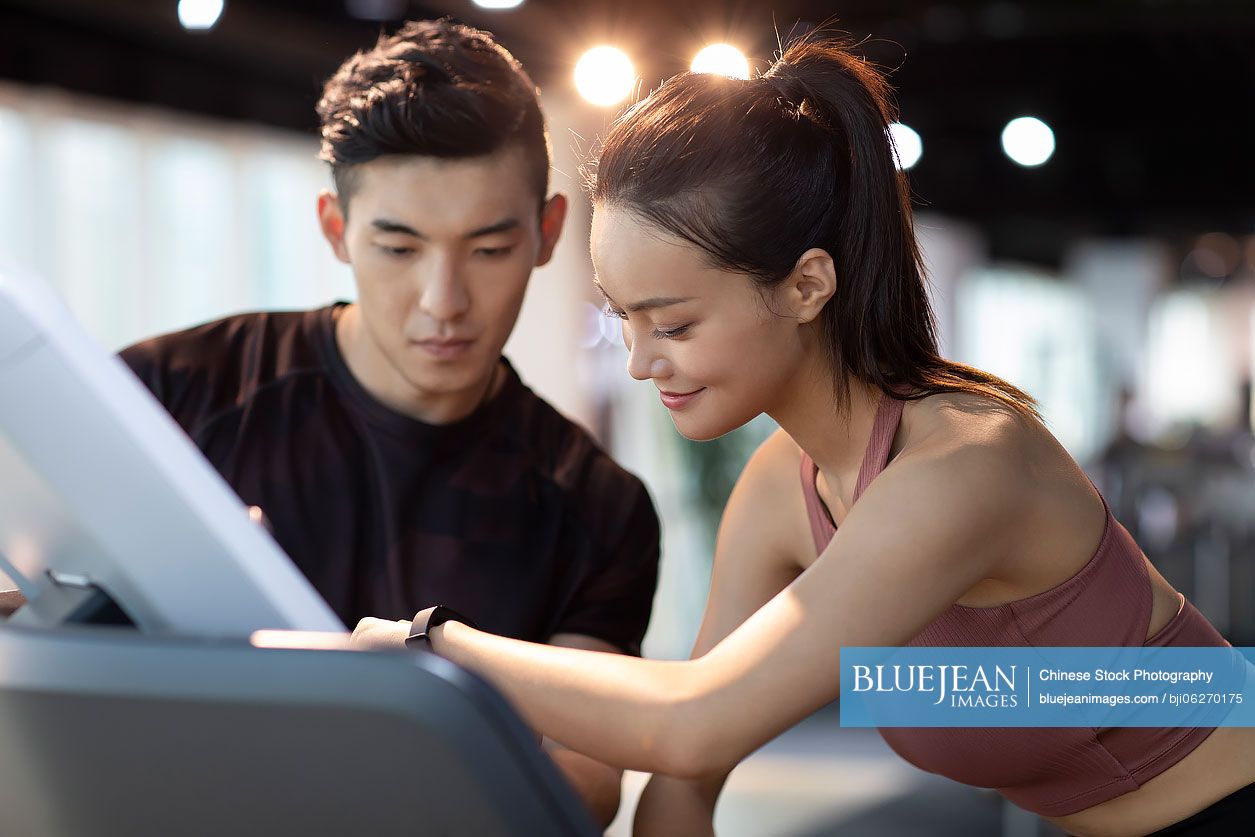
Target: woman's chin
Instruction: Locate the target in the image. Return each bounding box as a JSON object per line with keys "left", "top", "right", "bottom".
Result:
{"left": 669, "top": 411, "right": 747, "bottom": 443}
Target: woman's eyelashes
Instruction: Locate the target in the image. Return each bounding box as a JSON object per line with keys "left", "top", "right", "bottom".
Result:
{"left": 603, "top": 306, "right": 691, "bottom": 340}
{"left": 651, "top": 324, "right": 691, "bottom": 339}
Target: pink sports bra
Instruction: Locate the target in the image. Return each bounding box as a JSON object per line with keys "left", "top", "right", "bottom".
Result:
{"left": 800, "top": 393, "right": 1230, "bottom": 817}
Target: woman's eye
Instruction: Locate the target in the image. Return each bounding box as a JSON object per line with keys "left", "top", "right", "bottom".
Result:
{"left": 652, "top": 324, "right": 691, "bottom": 339}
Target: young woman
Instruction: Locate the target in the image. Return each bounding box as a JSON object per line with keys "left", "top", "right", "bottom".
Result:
{"left": 352, "top": 34, "right": 1255, "bottom": 836}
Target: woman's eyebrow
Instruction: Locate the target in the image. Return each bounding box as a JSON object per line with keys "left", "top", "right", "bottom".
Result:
{"left": 592, "top": 278, "right": 692, "bottom": 312}
{"left": 592, "top": 278, "right": 617, "bottom": 306}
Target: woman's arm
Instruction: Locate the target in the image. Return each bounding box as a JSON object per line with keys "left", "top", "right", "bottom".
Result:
{"left": 356, "top": 441, "right": 1026, "bottom": 779}
{"left": 544, "top": 632, "right": 631, "bottom": 827}
{"left": 633, "top": 774, "right": 723, "bottom": 837}
{"left": 635, "top": 431, "right": 807, "bottom": 835}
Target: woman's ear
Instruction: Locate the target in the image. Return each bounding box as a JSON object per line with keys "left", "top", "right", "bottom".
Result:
{"left": 784, "top": 248, "right": 837, "bottom": 324}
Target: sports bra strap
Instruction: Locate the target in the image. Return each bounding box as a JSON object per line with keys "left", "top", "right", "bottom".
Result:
{"left": 852, "top": 394, "right": 905, "bottom": 504}
{"left": 799, "top": 391, "right": 905, "bottom": 541}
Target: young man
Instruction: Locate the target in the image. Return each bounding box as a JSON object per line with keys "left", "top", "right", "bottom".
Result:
{"left": 120, "top": 20, "right": 660, "bottom": 825}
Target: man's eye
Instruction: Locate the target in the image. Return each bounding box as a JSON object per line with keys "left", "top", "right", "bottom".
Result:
{"left": 476, "top": 246, "right": 515, "bottom": 258}
{"left": 379, "top": 245, "right": 414, "bottom": 257}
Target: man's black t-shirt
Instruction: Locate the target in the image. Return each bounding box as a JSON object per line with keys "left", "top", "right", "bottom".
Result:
{"left": 119, "top": 303, "right": 660, "bottom": 654}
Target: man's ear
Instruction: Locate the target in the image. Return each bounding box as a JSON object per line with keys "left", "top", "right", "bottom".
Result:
{"left": 317, "top": 190, "right": 351, "bottom": 264}
{"left": 784, "top": 247, "right": 837, "bottom": 324}
{"left": 534, "top": 193, "right": 568, "bottom": 267}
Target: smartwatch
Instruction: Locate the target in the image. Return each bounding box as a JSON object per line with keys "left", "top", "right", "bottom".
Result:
{"left": 404, "top": 605, "right": 477, "bottom": 650}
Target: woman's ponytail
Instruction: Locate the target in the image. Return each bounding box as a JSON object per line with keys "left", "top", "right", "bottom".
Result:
{"left": 593, "top": 32, "right": 1038, "bottom": 418}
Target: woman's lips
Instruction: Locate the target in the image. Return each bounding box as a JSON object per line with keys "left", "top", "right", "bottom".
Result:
{"left": 659, "top": 387, "right": 706, "bottom": 410}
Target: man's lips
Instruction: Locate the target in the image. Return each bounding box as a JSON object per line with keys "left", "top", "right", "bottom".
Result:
{"left": 412, "top": 337, "right": 475, "bottom": 358}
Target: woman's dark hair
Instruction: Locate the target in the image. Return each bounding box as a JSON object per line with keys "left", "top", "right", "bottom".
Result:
{"left": 317, "top": 18, "right": 550, "bottom": 214}
{"left": 589, "top": 33, "right": 1038, "bottom": 418}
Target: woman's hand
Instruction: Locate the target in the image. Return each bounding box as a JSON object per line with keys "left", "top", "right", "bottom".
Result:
{"left": 349, "top": 616, "right": 410, "bottom": 651}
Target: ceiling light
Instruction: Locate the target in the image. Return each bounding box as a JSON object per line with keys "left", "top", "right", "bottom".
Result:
{"left": 178, "top": 0, "right": 224, "bottom": 31}
{"left": 575, "top": 46, "right": 636, "bottom": 107}
{"left": 889, "top": 122, "right": 923, "bottom": 170}
{"left": 690, "top": 44, "right": 749, "bottom": 80}
{"left": 1001, "top": 116, "right": 1055, "bottom": 167}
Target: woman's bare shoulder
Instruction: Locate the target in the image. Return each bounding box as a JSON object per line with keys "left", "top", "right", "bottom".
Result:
{"left": 895, "top": 390, "right": 1094, "bottom": 545}
{"left": 884, "top": 391, "right": 1067, "bottom": 520}
{"left": 896, "top": 391, "right": 1109, "bottom": 598}
{"left": 901, "top": 390, "right": 1046, "bottom": 463}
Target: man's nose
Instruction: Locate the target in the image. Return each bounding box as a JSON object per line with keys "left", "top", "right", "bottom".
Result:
{"left": 417, "top": 257, "right": 470, "bottom": 321}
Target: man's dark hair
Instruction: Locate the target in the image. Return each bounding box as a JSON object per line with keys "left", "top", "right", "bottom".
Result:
{"left": 317, "top": 18, "right": 550, "bottom": 214}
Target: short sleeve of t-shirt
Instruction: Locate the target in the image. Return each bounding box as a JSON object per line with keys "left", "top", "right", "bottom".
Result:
{"left": 550, "top": 477, "right": 659, "bottom": 657}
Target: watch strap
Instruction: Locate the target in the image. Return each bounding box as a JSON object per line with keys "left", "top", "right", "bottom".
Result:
{"left": 404, "top": 605, "right": 476, "bottom": 649}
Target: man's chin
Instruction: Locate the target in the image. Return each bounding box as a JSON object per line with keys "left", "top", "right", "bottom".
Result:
{"left": 397, "top": 357, "right": 497, "bottom": 398}
{"left": 401, "top": 370, "right": 480, "bottom": 397}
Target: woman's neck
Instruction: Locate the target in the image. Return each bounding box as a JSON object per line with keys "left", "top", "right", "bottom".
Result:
{"left": 767, "top": 353, "right": 885, "bottom": 483}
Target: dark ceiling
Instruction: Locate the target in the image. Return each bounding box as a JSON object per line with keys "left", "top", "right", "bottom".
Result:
{"left": 2, "top": 0, "right": 1253, "bottom": 262}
